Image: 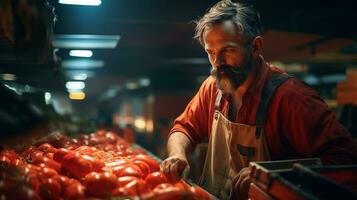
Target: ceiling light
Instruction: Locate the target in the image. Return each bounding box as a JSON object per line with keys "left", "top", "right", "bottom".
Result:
{"left": 44, "top": 92, "right": 51, "bottom": 105}
{"left": 69, "top": 92, "right": 86, "bottom": 100}
{"left": 66, "top": 81, "right": 85, "bottom": 90}
{"left": 1, "top": 73, "right": 16, "bottom": 81}
{"left": 126, "top": 82, "right": 139, "bottom": 90}
{"left": 139, "top": 78, "right": 150, "bottom": 87}
{"left": 59, "top": 0, "right": 101, "bottom": 6}
{"left": 73, "top": 73, "right": 88, "bottom": 80}
{"left": 69, "top": 50, "right": 93, "bottom": 57}
{"left": 54, "top": 34, "right": 120, "bottom": 49}
{"left": 62, "top": 59, "right": 104, "bottom": 69}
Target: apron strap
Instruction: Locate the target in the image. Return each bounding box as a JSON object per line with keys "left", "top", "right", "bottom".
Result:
{"left": 255, "top": 73, "right": 291, "bottom": 138}
{"left": 215, "top": 90, "right": 223, "bottom": 111}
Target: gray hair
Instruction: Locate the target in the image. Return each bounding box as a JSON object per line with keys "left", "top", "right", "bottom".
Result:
{"left": 194, "top": 0, "right": 262, "bottom": 46}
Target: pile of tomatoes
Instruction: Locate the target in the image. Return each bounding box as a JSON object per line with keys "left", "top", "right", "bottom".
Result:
{"left": 0, "top": 130, "right": 211, "bottom": 200}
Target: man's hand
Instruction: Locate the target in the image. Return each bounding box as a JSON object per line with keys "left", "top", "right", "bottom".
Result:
{"left": 231, "top": 167, "right": 252, "bottom": 200}
{"left": 160, "top": 155, "right": 190, "bottom": 182}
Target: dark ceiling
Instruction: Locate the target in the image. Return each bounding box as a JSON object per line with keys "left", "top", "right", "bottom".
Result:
{"left": 1, "top": 0, "right": 357, "bottom": 111}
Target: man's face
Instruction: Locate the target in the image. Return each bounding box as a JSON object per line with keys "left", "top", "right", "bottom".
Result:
{"left": 203, "top": 21, "right": 253, "bottom": 94}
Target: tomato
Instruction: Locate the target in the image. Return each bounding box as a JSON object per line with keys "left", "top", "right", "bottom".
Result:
{"left": 131, "top": 154, "right": 160, "bottom": 173}
{"left": 111, "top": 187, "right": 128, "bottom": 197}
{"left": 189, "top": 186, "right": 211, "bottom": 200}
{"left": 112, "top": 164, "right": 143, "bottom": 178}
{"left": 0, "top": 155, "right": 11, "bottom": 167}
{"left": 145, "top": 172, "right": 168, "bottom": 189}
{"left": 61, "top": 152, "right": 92, "bottom": 178}
{"left": 83, "top": 172, "right": 118, "bottom": 198}
{"left": 37, "top": 143, "right": 57, "bottom": 153}
{"left": 117, "top": 176, "right": 140, "bottom": 187}
{"left": 122, "top": 179, "right": 150, "bottom": 196}
{"left": 64, "top": 181, "right": 85, "bottom": 200}
{"left": 149, "top": 186, "right": 183, "bottom": 200}
{"left": 53, "top": 148, "right": 71, "bottom": 163}
{"left": 154, "top": 183, "right": 173, "bottom": 191}
{"left": 174, "top": 180, "right": 191, "bottom": 192}
{"left": 81, "top": 155, "right": 105, "bottom": 172}
{"left": 38, "top": 167, "right": 58, "bottom": 178}
{"left": 32, "top": 157, "right": 61, "bottom": 172}
{"left": 0, "top": 150, "right": 20, "bottom": 161}
{"left": 133, "top": 160, "right": 151, "bottom": 178}
{"left": 24, "top": 150, "right": 44, "bottom": 164}
{"left": 38, "top": 178, "right": 62, "bottom": 200}
{"left": 25, "top": 173, "right": 40, "bottom": 192}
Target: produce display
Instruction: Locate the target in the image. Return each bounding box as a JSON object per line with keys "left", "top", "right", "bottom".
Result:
{"left": 0, "top": 130, "right": 211, "bottom": 200}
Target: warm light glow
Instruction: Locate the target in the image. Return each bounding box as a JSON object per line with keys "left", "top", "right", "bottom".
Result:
{"left": 134, "top": 117, "right": 146, "bottom": 130}
{"left": 69, "top": 50, "right": 93, "bottom": 57}
{"left": 66, "top": 81, "right": 85, "bottom": 90}
{"left": 1, "top": 74, "right": 16, "bottom": 81}
{"left": 59, "top": 0, "right": 101, "bottom": 6}
{"left": 69, "top": 92, "right": 86, "bottom": 100}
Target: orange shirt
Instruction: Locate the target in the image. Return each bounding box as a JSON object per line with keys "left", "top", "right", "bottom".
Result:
{"left": 170, "top": 56, "right": 357, "bottom": 164}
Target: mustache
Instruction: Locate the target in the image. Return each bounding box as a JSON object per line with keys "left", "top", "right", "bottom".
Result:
{"left": 210, "top": 65, "right": 246, "bottom": 77}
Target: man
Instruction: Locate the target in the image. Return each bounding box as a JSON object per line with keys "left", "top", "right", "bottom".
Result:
{"left": 160, "top": 1, "right": 357, "bottom": 199}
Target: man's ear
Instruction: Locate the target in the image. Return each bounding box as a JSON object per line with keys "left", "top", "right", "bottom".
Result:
{"left": 251, "top": 36, "right": 263, "bottom": 59}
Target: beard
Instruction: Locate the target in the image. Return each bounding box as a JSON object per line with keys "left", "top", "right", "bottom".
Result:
{"left": 210, "top": 57, "right": 252, "bottom": 94}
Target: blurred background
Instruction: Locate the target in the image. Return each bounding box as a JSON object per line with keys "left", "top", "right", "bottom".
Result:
{"left": 1, "top": 0, "right": 356, "bottom": 157}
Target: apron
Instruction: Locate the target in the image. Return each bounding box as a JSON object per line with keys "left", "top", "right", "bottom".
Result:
{"left": 199, "top": 74, "right": 290, "bottom": 200}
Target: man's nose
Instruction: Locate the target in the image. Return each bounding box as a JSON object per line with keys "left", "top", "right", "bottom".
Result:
{"left": 212, "top": 53, "right": 225, "bottom": 67}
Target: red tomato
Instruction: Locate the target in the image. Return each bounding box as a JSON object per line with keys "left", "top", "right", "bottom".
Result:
{"left": 117, "top": 176, "right": 140, "bottom": 187}
{"left": 174, "top": 180, "right": 191, "bottom": 192}
{"left": 112, "top": 164, "right": 143, "bottom": 178}
{"left": 83, "top": 172, "right": 118, "bottom": 198}
{"left": 5, "top": 185, "right": 41, "bottom": 200}
{"left": 38, "top": 178, "right": 62, "bottom": 200}
{"left": 133, "top": 160, "right": 151, "bottom": 178}
{"left": 24, "top": 150, "right": 43, "bottom": 164}
{"left": 131, "top": 154, "right": 160, "bottom": 173}
{"left": 25, "top": 173, "right": 40, "bottom": 192}
{"left": 61, "top": 152, "right": 92, "bottom": 178}
{"left": 32, "top": 157, "right": 61, "bottom": 172}
{"left": 0, "top": 150, "right": 20, "bottom": 161}
{"left": 189, "top": 186, "right": 211, "bottom": 200}
{"left": 149, "top": 186, "right": 183, "bottom": 200}
{"left": 64, "top": 181, "right": 85, "bottom": 200}
{"left": 145, "top": 172, "right": 168, "bottom": 189}
{"left": 0, "top": 155, "right": 11, "bottom": 166}
{"left": 44, "top": 152, "right": 54, "bottom": 159}
{"left": 53, "top": 148, "right": 71, "bottom": 163}
{"left": 122, "top": 179, "right": 150, "bottom": 196}
{"left": 154, "top": 183, "right": 173, "bottom": 191}
{"left": 111, "top": 187, "right": 127, "bottom": 197}
{"left": 37, "top": 143, "right": 57, "bottom": 153}
{"left": 81, "top": 155, "right": 105, "bottom": 172}
{"left": 38, "top": 167, "right": 58, "bottom": 178}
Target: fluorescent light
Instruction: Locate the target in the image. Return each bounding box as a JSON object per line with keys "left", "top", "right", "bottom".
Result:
{"left": 1, "top": 73, "right": 16, "bottom": 81}
{"left": 69, "top": 50, "right": 93, "bottom": 58}
{"left": 59, "top": 0, "right": 101, "bottom": 6}
{"left": 73, "top": 73, "right": 88, "bottom": 80}
{"left": 69, "top": 92, "right": 86, "bottom": 100}
{"left": 126, "top": 82, "right": 139, "bottom": 90}
{"left": 45, "top": 92, "right": 51, "bottom": 105}
{"left": 139, "top": 78, "right": 150, "bottom": 87}
{"left": 54, "top": 34, "right": 120, "bottom": 49}
{"left": 66, "top": 81, "right": 85, "bottom": 90}
{"left": 62, "top": 59, "right": 104, "bottom": 69}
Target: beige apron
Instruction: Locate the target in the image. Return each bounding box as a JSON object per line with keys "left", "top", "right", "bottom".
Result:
{"left": 199, "top": 74, "right": 290, "bottom": 200}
